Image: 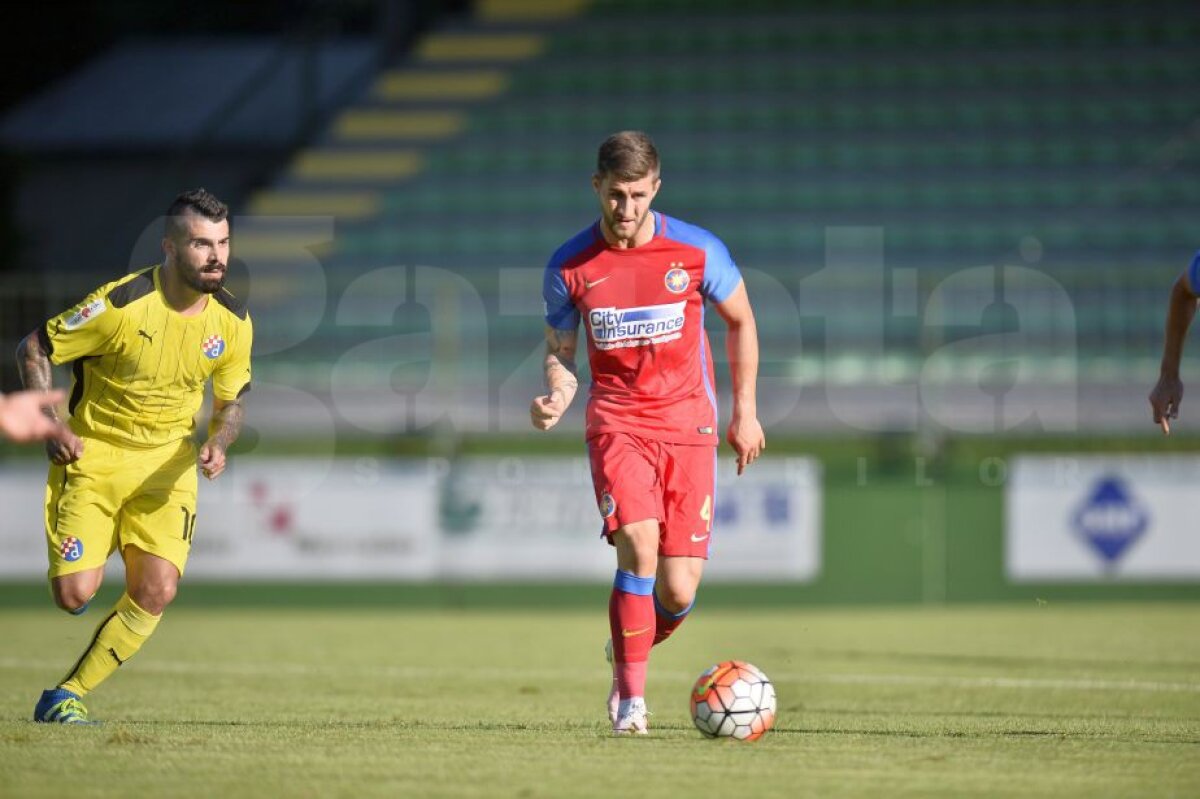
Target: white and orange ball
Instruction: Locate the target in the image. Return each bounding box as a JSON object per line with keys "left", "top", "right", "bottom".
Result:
{"left": 689, "top": 660, "right": 776, "bottom": 741}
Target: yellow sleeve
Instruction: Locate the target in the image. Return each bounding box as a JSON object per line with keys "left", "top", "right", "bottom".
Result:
{"left": 213, "top": 313, "right": 253, "bottom": 401}
{"left": 41, "top": 286, "right": 126, "bottom": 365}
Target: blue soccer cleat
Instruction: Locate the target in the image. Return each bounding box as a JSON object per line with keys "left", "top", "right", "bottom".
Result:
{"left": 33, "top": 688, "right": 92, "bottom": 724}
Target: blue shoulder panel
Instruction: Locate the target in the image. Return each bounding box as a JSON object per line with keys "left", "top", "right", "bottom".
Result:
{"left": 661, "top": 214, "right": 742, "bottom": 303}
{"left": 543, "top": 224, "right": 594, "bottom": 330}
{"left": 1189, "top": 250, "right": 1200, "bottom": 295}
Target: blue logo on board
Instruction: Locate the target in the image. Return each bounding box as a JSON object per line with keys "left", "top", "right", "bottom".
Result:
{"left": 1071, "top": 476, "right": 1148, "bottom": 565}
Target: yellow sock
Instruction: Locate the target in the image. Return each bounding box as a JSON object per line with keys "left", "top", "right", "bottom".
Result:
{"left": 59, "top": 593, "right": 160, "bottom": 697}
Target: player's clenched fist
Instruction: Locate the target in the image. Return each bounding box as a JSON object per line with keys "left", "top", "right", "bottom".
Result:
{"left": 1148, "top": 372, "right": 1183, "bottom": 435}
{"left": 530, "top": 390, "right": 567, "bottom": 431}
{"left": 46, "top": 423, "right": 84, "bottom": 465}
{"left": 198, "top": 441, "right": 227, "bottom": 480}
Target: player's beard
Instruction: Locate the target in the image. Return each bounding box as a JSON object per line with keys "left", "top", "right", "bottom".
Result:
{"left": 605, "top": 207, "right": 650, "bottom": 243}
{"left": 181, "top": 264, "right": 226, "bottom": 294}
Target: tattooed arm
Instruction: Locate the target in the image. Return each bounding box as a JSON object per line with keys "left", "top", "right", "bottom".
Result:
{"left": 530, "top": 326, "right": 579, "bottom": 431}
{"left": 15, "top": 330, "right": 79, "bottom": 461}
{"left": 198, "top": 396, "right": 245, "bottom": 479}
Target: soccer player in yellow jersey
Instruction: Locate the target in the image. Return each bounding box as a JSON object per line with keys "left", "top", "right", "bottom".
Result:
{"left": 15, "top": 188, "right": 252, "bottom": 724}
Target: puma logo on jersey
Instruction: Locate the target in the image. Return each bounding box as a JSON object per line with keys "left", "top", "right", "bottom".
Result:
{"left": 137, "top": 329, "right": 155, "bottom": 344}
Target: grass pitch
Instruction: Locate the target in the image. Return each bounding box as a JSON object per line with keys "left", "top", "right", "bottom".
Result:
{"left": 1, "top": 600, "right": 1198, "bottom": 798}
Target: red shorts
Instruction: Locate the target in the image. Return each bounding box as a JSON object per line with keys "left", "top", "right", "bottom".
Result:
{"left": 587, "top": 431, "right": 716, "bottom": 558}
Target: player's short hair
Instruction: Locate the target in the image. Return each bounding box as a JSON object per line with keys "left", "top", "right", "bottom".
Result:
{"left": 165, "top": 188, "right": 228, "bottom": 239}
{"left": 596, "top": 131, "right": 660, "bottom": 181}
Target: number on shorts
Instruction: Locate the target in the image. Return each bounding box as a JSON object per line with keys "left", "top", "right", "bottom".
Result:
{"left": 700, "top": 495, "right": 712, "bottom": 532}
{"left": 179, "top": 506, "right": 197, "bottom": 543}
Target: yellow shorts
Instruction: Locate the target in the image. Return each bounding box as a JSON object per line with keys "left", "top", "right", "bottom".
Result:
{"left": 44, "top": 435, "right": 198, "bottom": 579}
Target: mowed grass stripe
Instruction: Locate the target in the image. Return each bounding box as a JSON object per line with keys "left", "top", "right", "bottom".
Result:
{"left": 2, "top": 603, "right": 1197, "bottom": 798}
{"left": 2, "top": 657, "right": 1197, "bottom": 694}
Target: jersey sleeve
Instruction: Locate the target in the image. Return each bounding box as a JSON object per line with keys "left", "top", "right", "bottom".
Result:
{"left": 213, "top": 313, "right": 253, "bottom": 401}
{"left": 40, "top": 286, "right": 126, "bottom": 365}
{"left": 699, "top": 235, "right": 743, "bottom": 304}
{"left": 1188, "top": 250, "right": 1200, "bottom": 295}
{"left": 543, "top": 264, "right": 579, "bottom": 331}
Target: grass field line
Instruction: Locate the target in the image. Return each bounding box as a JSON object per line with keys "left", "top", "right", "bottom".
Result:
{"left": 808, "top": 672, "right": 1200, "bottom": 694}
{"left": 2, "top": 656, "right": 1198, "bottom": 694}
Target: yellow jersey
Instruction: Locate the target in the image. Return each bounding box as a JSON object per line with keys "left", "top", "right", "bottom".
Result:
{"left": 40, "top": 265, "right": 253, "bottom": 448}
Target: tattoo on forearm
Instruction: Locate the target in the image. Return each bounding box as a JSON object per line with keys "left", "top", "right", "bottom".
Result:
{"left": 544, "top": 328, "right": 579, "bottom": 397}
{"left": 208, "top": 402, "right": 245, "bottom": 450}
{"left": 545, "top": 354, "right": 578, "bottom": 387}
{"left": 16, "top": 334, "right": 58, "bottom": 420}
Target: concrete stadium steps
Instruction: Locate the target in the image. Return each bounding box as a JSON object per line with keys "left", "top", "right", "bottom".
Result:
{"left": 370, "top": 99, "right": 1196, "bottom": 135}
{"left": 236, "top": 263, "right": 1173, "bottom": 368}
{"left": 503, "top": 58, "right": 1198, "bottom": 94}
{"left": 244, "top": 10, "right": 575, "bottom": 217}
{"left": 370, "top": 69, "right": 511, "bottom": 101}
{"left": 595, "top": 0, "right": 1188, "bottom": 12}
{"left": 319, "top": 217, "right": 1194, "bottom": 258}
{"left": 401, "top": 136, "right": 1195, "bottom": 171}
{"left": 282, "top": 176, "right": 1199, "bottom": 214}
{"left": 567, "top": 7, "right": 1198, "bottom": 51}
{"left": 231, "top": 0, "right": 1197, "bottom": 428}
{"left": 288, "top": 150, "right": 424, "bottom": 182}
{"left": 251, "top": 352, "right": 1169, "bottom": 397}
{"left": 475, "top": 0, "right": 590, "bottom": 21}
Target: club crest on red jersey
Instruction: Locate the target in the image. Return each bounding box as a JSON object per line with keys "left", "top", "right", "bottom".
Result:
{"left": 665, "top": 263, "right": 689, "bottom": 293}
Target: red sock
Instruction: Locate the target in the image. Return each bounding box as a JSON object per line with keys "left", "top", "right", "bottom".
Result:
{"left": 609, "top": 571, "right": 655, "bottom": 700}
{"left": 653, "top": 592, "right": 693, "bottom": 646}
{"left": 614, "top": 661, "right": 647, "bottom": 703}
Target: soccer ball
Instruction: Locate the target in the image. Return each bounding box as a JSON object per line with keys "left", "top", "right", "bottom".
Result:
{"left": 689, "top": 660, "right": 776, "bottom": 741}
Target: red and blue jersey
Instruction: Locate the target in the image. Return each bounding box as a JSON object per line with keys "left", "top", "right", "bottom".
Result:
{"left": 543, "top": 211, "right": 742, "bottom": 445}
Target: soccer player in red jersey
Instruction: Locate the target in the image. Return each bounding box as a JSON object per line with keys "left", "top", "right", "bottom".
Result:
{"left": 1149, "top": 250, "right": 1200, "bottom": 434}
{"left": 530, "top": 131, "right": 765, "bottom": 734}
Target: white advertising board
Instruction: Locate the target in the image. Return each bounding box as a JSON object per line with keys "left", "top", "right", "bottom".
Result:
{"left": 1006, "top": 455, "right": 1200, "bottom": 581}
{"left": 0, "top": 455, "right": 821, "bottom": 582}
{"left": 436, "top": 456, "right": 821, "bottom": 581}
{"left": 0, "top": 459, "right": 439, "bottom": 580}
